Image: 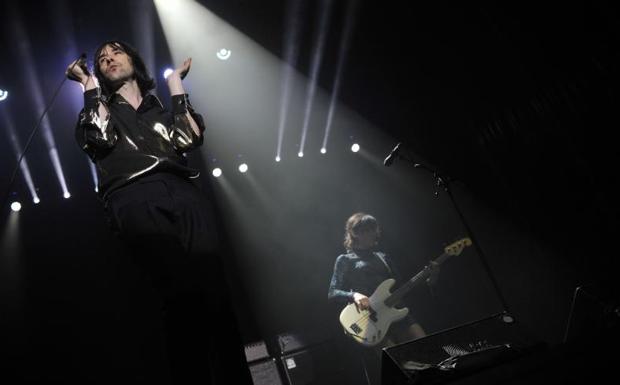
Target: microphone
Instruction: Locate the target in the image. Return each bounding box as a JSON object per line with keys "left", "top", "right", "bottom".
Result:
{"left": 67, "top": 53, "right": 90, "bottom": 82}
{"left": 77, "top": 52, "right": 87, "bottom": 65}
{"left": 78, "top": 53, "right": 90, "bottom": 75}
{"left": 383, "top": 142, "right": 401, "bottom": 166}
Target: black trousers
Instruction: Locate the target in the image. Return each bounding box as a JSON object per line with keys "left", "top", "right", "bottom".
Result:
{"left": 104, "top": 172, "right": 250, "bottom": 384}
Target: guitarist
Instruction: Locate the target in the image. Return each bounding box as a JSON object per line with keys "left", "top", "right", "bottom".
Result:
{"left": 328, "top": 212, "right": 428, "bottom": 384}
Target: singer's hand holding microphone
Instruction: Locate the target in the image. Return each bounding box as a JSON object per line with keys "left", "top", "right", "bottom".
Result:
{"left": 65, "top": 54, "right": 91, "bottom": 85}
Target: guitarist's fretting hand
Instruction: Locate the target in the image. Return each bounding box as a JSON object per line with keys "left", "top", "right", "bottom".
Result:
{"left": 353, "top": 292, "right": 371, "bottom": 310}
{"left": 426, "top": 260, "right": 441, "bottom": 285}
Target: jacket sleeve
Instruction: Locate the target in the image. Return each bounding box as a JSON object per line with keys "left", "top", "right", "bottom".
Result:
{"left": 74, "top": 88, "right": 117, "bottom": 160}
{"left": 169, "top": 93, "right": 205, "bottom": 153}
{"left": 328, "top": 255, "right": 356, "bottom": 305}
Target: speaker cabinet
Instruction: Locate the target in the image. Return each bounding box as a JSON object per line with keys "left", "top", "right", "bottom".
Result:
{"left": 248, "top": 358, "right": 284, "bottom": 385}
{"left": 381, "top": 312, "right": 544, "bottom": 385}
{"left": 280, "top": 340, "right": 349, "bottom": 385}
{"left": 244, "top": 341, "right": 284, "bottom": 385}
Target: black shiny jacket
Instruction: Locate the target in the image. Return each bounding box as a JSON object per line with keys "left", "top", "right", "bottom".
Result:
{"left": 75, "top": 88, "right": 206, "bottom": 200}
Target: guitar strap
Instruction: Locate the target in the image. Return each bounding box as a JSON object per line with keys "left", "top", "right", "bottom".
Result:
{"left": 374, "top": 252, "right": 392, "bottom": 275}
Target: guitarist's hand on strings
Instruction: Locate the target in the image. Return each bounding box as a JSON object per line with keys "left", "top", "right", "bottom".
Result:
{"left": 353, "top": 292, "right": 371, "bottom": 311}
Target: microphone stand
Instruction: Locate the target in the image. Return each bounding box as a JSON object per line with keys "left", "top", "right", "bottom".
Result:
{"left": 391, "top": 149, "right": 511, "bottom": 314}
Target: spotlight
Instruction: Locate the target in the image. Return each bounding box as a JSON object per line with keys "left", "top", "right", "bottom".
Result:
{"left": 275, "top": 156, "right": 281, "bottom": 162}
{"left": 63, "top": 192, "right": 71, "bottom": 199}
{"left": 216, "top": 48, "right": 232, "bottom": 60}
{"left": 212, "top": 168, "right": 222, "bottom": 177}
{"left": 10, "top": 201, "right": 21, "bottom": 212}
{"left": 0, "top": 89, "right": 8, "bottom": 102}
{"left": 33, "top": 197, "right": 40, "bottom": 204}
{"left": 298, "top": 151, "right": 303, "bottom": 158}
{"left": 163, "top": 68, "right": 174, "bottom": 79}
{"left": 320, "top": 148, "right": 327, "bottom": 154}
{"left": 351, "top": 143, "right": 360, "bottom": 153}
{"left": 238, "top": 163, "right": 248, "bottom": 173}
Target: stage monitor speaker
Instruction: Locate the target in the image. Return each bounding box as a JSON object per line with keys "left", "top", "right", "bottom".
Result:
{"left": 563, "top": 284, "right": 620, "bottom": 345}
{"left": 382, "top": 312, "right": 545, "bottom": 385}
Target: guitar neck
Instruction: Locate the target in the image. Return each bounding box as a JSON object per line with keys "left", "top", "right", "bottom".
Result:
{"left": 384, "top": 251, "right": 449, "bottom": 307}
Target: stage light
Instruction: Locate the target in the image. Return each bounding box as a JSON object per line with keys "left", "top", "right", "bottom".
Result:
{"left": 298, "top": 0, "right": 333, "bottom": 161}
{"left": 10, "top": 202, "right": 21, "bottom": 212}
{"left": 2, "top": 110, "right": 39, "bottom": 204}
{"left": 89, "top": 160, "right": 99, "bottom": 194}
{"left": 49, "top": 149, "right": 71, "bottom": 202}
{"left": 10, "top": 10, "right": 71, "bottom": 203}
{"left": 163, "top": 68, "right": 174, "bottom": 79}
{"left": 238, "top": 163, "right": 248, "bottom": 173}
{"left": 320, "top": 148, "right": 327, "bottom": 154}
{"left": 298, "top": 151, "right": 303, "bottom": 158}
{"left": 321, "top": 0, "right": 357, "bottom": 154}
{"left": 33, "top": 197, "right": 40, "bottom": 204}
{"left": 0, "top": 89, "right": 8, "bottom": 101}
{"left": 275, "top": 156, "right": 281, "bottom": 162}
{"left": 351, "top": 143, "right": 360, "bottom": 153}
{"left": 212, "top": 168, "right": 222, "bottom": 177}
{"left": 216, "top": 48, "right": 231, "bottom": 60}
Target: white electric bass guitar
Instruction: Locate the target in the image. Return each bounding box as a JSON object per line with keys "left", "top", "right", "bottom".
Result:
{"left": 339, "top": 237, "right": 472, "bottom": 347}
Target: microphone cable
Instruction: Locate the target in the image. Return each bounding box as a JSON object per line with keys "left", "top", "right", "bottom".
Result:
{"left": 1, "top": 54, "right": 86, "bottom": 214}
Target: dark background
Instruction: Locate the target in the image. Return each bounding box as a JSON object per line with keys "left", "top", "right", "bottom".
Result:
{"left": 1, "top": 0, "right": 619, "bottom": 382}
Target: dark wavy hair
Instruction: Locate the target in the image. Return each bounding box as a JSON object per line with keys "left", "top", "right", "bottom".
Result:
{"left": 93, "top": 40, "right": 155, "bottom": 97}
{"left": 343, "top": 212, "right": 380, "bottom": 251}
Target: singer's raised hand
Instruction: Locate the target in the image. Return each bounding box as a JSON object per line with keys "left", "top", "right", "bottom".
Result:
{"left": 65, "top": 58, "right": 89, "bottom": 84}
{"left": 166, "top": 58, "right": 192, "bottom": 96}
{"left": 169, "top": 57, "right": 191, "bottom": 81}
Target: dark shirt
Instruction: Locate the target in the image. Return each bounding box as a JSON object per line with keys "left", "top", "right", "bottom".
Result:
{"left": 328, "top": 249, "right": 400, "bottom": 305}
{"left": 75, "top": 88, "right": 205, "bottom": 200}
{"left": 328, "top": 249, "right": 419, "bottom": 331}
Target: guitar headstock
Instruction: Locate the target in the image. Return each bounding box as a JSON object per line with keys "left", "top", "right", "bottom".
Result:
{"left": 444, "top": 237, "right": 472, "bottom": 256}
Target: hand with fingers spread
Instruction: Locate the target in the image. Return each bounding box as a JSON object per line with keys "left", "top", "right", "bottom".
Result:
{"left": 168, "top": 57, "right": 192, "bottom": 81}
{"left": 166, "top": 57, "right": 192, "bottom": 96}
